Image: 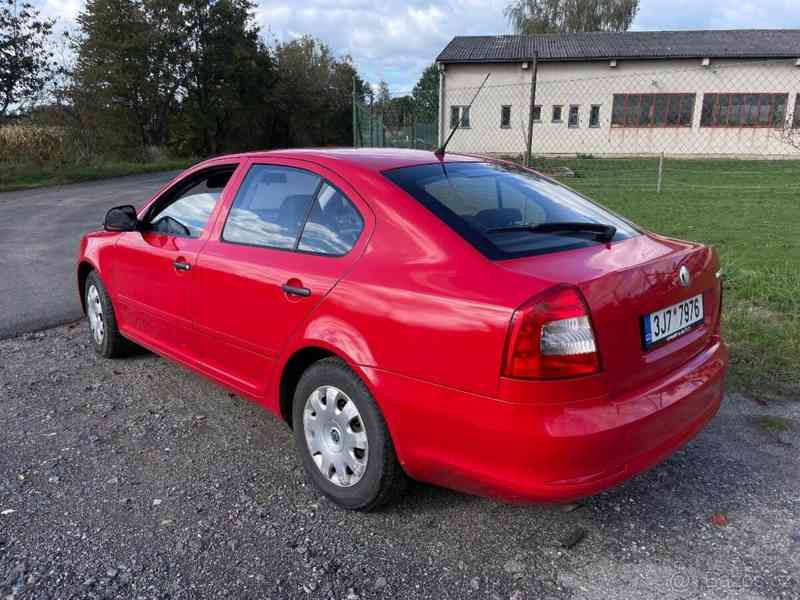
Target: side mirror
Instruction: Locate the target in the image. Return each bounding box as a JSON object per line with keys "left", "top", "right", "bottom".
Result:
{"left": 104, "top": 205, "right": 139, "bottom": 232}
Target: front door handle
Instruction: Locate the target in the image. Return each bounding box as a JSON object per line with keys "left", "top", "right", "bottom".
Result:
{"left": 281, "top": 283, "right": 311, "bottom": 297}
{"left": 174, "top": 259, "right": 191, "bottom": 272}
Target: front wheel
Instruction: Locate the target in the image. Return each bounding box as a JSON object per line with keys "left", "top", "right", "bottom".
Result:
{"left": 292, "top": 357, "right": 407, "bottom": 510}
{"left": 85, "top": 271, "right": 132, "bottom": 358}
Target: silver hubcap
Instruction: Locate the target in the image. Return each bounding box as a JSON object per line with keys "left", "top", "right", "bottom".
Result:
{"left": 303, "top": 385, "right": 368, "bottom": 488}
{"left": 86, "top": 285, "right": 104, "bottom": 344}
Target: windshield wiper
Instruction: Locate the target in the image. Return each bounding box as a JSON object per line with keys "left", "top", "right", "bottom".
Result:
{"left": 486, "top": 221, "right": 617, "bottom": 244}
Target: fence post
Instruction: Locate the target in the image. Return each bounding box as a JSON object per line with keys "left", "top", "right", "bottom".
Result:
{"left": 352, "top": 77, "right": 358, "bottom": 148}
{"left": 657, "top": 152, "right": 664, "bottom": 193}
{"left": 525, "top": 55, "right": 539, "bottom": 168}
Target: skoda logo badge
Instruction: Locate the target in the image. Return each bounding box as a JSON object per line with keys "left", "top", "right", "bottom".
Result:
{"left": 678, "top": 266, "right": 691, "bottom": 288}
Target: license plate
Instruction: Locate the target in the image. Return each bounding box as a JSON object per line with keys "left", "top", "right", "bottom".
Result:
{"left": 642, "top": 294, "right": 704, "bottom": 349}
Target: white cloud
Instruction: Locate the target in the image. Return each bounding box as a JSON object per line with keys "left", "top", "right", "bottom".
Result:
{"left": 31, "top": 0, "right": 800, "bottom": 92}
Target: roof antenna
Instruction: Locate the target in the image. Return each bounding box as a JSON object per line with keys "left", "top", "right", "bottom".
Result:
{"left": 435, "top": 72, "right": 491, "bottom": 159}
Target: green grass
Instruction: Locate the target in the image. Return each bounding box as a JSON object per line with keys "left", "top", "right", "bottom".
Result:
{"left": 536, "top": 157, "right": 800, "bottom": 399}
{"left": 753, "top": 415, "right": 793, "bottom": 432}
{"left": 0, "top": 159, "right": 195, "bottom": 193}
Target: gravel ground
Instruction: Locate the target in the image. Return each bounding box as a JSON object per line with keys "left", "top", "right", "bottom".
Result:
{"left": 1, "top": 323, "right": 798, "bottom": 600}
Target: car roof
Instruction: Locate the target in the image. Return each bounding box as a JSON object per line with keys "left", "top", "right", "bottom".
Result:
{"left": 202, "top": 148, "right": 480, "bottom": 173}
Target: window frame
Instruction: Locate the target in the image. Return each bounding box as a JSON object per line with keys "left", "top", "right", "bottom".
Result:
{"left": 589, "top": 104, "right": 601, "bottom": 128}
{"left": 142, "top": 164, "right": 238, "bottom": 239}
{"left": 552, "top": 105, "right": 563, "bottom": 123}
{"left": 568, "top": 105, "right": 580, "bottom": 128}
{"left": 700, "top": 92, "right": 789, "bottom": 129}
{"left": 500, "top": 105, "right": 512, "bottom": 129}
{"left": 219, "top": 163, "right": 365, "bottom": 258}
{"left": 611, "top": 93, "right": 696, "bottom": 128}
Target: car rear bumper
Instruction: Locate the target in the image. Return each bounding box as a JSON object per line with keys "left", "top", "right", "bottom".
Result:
{"left": 366, "top": 336, "right": 727, "bottom": 503}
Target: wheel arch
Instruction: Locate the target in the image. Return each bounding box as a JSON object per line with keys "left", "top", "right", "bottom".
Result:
{"left": 277, "top": 342, "right": 380, "bottom": 430}
{"left": 77, "top": 260, "right": 98, "bottom": 314}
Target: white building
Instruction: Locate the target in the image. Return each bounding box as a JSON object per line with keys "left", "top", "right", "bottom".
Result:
{"left": 436, "top": 30, "right": 800, "bottom": 158}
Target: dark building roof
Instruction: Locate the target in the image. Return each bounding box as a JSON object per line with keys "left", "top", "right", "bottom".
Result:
{"left": 437, "top": 30, "right": 800, "bottom": 64}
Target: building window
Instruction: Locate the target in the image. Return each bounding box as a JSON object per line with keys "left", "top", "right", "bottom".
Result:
{"left": 700, "top": 93, "right": 788, "bottom": 128}
{"left": 794, "top": 94, "right": 800, "bottom": 128}
{"left": 450, "top": 105, "right": 470, "bottom": 129}
{"left": 532, "top": 105, "right": 542, "bottom": 122}
{"left": 500, "top": 105, "right": 511, "bottom": 128}
{"left": 568, "top": 105, "right": 580, "bottom": 128}
{"left": 589, "top": 105, "right": 601, "bottom": 128}
{"left": 552, "top": 105, "right": 563, "bottom": 123}
{"left": 611, "top": 93, "right": 696, "bottom": 128}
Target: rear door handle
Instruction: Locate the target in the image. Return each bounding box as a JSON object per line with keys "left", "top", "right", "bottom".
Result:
{"left": 281, "top": 283, "right": 311, "bottom": 297}
{"left": 174, "top": 259, "right": 191, "bottom": 272}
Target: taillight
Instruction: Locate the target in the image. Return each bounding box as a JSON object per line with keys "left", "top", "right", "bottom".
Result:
{"left": 503, "top": 285, "right": 600, "bottom": 379}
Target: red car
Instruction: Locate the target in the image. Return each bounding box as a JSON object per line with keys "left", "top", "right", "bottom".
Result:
{"left": 77, "top": 149, "right": 727, "bottom": 510}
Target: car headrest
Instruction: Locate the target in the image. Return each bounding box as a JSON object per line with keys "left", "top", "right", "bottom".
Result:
{"left": 279, "top": 195, "right": 312, "bottom": 229}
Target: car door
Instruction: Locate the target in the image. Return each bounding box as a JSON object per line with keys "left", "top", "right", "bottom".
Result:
{"left": 112, "top": 164, "right": 240, "bottom": 359}
{"left": 190, "top": 159, "right": 373, "bottom": 396}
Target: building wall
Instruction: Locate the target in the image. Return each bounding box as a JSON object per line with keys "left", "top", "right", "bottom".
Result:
{"left": 440, "top": 58, "right": 800, "bottom": 157}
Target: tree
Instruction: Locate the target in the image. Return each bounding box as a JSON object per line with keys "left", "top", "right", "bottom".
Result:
{"left": 412, "top": 63, "right": 439, "bottom": 122}
{"left": 0, "top": 0, "right": 54, "bottom": 119}
{"left": 72, "top": 0, "right": 188, "bottom": 154}
{"left": 505, "top": 0, "right": 639, "bottom": 34}
{"left": 271, "top": 36, "right": 360, "bottom": 147}
{"left": 181, "top": 0, "right": 275, "bottom": 155}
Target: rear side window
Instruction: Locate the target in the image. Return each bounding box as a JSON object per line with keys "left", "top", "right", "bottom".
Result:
{"left": 222, "top": 164, "right": 363, "bottom": 255}
{"left": 298, "top": 183, "right": 364, "bottom": 255}
{"left": 383, "top": 162, "right": 638, "bottom": 259}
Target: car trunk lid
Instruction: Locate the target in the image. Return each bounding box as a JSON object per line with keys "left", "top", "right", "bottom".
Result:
{"left": 498, "top": 233, "right": 722, "bottom": 397}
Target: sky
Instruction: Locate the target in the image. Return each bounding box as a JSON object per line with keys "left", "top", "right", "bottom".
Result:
{"left": 35, "top": 0, "right": 800, "bottom": 92}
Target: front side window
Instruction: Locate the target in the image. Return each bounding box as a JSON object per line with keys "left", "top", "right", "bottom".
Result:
{"left": 611, "top": 93, "right": 695, "bottom": 128}
{"left": 568, "top": 105, "right": 580, "bottom": 128}
{"left": 223, "top": 165, "right": 321, "bottom": 250}
{"left": 500, "top": 105, "right": 512, "bottom": 128}
{"left": 700, "top": 92, "right": 788, "bottom": 128}
{"left": 148, "top": 168, "right": 234, "bottom": 238}
{"left": 384, "top": 162, "right": 638, "bottom": 260}
{"left": 222, "top": 165, "right": 363, "bottom": 255}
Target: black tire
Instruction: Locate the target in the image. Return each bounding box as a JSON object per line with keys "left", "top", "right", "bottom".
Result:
{"left": 84, "top": 271, "right": 133, "bottom": 358}
{"left": 292, "top": 357, "right": 407, "bottom": 511}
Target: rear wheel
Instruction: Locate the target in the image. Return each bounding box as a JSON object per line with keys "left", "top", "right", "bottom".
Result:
{"left": 85, "top": 271, "right": 132, "bottom": 358}
{"left": 292, "top": 357, "right": 407, "bottom": 510}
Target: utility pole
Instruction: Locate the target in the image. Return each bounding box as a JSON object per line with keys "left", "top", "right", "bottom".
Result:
{"left": 352, "top": 76, "right": 358, "bottom": 148}
{"left": 525, "top": 55, "right": 539, "bottom": 168}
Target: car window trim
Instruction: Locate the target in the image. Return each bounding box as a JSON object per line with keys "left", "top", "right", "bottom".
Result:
{"left": 219, "top": 163, "right": 364, "bottom": 258}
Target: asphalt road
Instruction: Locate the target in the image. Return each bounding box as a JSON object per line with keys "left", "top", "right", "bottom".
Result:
{"left": 0, "top": 172, "right": 180, "bottom": 340}
{"left": 1, "top": 325, "right": 799, "bottom": 599}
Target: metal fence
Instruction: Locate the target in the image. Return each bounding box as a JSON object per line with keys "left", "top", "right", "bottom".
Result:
{"left": 353, "top": 101, "right": 438, "bottom": 150}
{"left": 439, "top": 58, "right": 800, "bottom": 161}
{"left": 354, "top": 58, "right": 800, "bottom": 192}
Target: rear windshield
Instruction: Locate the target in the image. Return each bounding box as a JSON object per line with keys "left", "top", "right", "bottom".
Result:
{"left": 384, "top": 162, "right": 638, "bottom": 259}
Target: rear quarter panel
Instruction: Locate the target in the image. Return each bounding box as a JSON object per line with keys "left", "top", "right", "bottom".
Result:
{"left": 285, "top": 169, "right": 551, "bottom": 399}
